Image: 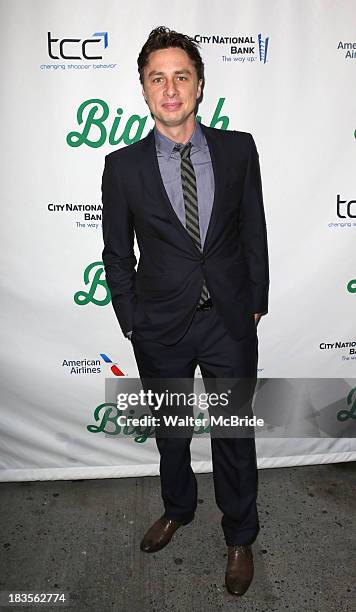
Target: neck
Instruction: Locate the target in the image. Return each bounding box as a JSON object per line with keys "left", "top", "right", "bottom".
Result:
{"left": 155, "top": 116, "right": 196, "bottom": 144}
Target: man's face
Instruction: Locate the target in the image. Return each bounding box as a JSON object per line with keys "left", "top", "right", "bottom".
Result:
{"left": 142, "top": 47, "right": 202, "bottom": 131}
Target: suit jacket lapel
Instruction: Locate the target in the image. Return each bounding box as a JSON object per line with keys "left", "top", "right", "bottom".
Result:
{"left": 139, "top": 124, "right": 226, "bottom": 255}
{"left": 199, "top": 123, "right": 226, "bottom": 253}
{"left": 140, "top": 130, "right": 201, "bottom": 254}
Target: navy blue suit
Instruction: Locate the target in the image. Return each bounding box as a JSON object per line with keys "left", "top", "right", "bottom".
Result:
{"left": 102, "top": 124, "right": 269, "bottom": 345}
{"left": 101, "top": 123, "right": 269, "bottom": 546}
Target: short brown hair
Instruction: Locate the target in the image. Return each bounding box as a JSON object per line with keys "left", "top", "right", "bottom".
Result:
{"left": 137, "top": 26, "right": 204, "bottom": 84}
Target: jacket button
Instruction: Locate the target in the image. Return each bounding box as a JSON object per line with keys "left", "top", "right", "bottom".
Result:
{"left": 200, "top": 257, "right": 205, "bottom": 264}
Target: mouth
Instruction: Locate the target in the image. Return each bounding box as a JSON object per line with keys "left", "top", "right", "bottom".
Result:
{"left": 161, "top": 102, "right": 182, "bottom": 111}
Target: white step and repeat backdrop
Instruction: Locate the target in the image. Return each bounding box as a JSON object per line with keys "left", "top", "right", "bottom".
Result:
{"left": 1, "top": 0, "right": 356, "bottom": 481}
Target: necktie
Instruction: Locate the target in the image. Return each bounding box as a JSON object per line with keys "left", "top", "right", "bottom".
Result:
{"left": 175, "top": 142, "right": 210, "bottom": 306}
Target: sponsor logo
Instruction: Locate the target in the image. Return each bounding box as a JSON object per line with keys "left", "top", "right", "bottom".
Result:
{"left": 337, "top": 387, "right": 356, "bottom": 421}
{"left": 74, "top": 261, "right": 111, "bottom": 306}
{"left": 100, "top": 354, "right": 125, "bottom": 377}
{"left": 47, "top": 202, "right": 102, "bottom": 228}
{"left": 328, "top": 195, "right": 356, "bottom": 229}
{"left": 319, "top": 340, "right": 356, "bottom": 362}
{"left": 66, "top": 97, "right": 230, "bottom": 148}
{"left": 87, "top": 404, "right": 212, "bottom": 443}
{"left": 337, "top": 40, "right": 356, "bottom": 60}
{"left": 194, "top": 32, "right": 269, "bottom": 63}
{"left": 319, "top": 341, "right": 356, "bottom": 350}
{"left": 258, "top": 33, "right": 269, "bottom": 63}
{"left": 41, "top": 31, "right": 117, "bottom": 71}
{"left": 347, "top": 279, "right": 356, "bottom": 293}
{"left": 48, "top": 31, "right": 108, "bottom": 60}
{"left": 62, "top": 357, "right": 101, "bottom": 375}
{"left": 337, "top": 195, "right": 356, "bottom": 218}
{"left": 61, "top": 354, "right": 124, "bottom": 375}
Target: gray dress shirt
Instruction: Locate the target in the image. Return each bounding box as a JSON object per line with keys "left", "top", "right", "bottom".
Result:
{"left": 154, "top": 122, "right": 215, "bottom": 247}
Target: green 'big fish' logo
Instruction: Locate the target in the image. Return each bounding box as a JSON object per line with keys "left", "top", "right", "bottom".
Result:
{"left": 74, "top": 261, "right": 110, "bottom": 306}
{"left": 337, "top": 387, "right": 356, "bottom": 422}
{"left": 66, "top": 97, "right": 230, "bottom": 148}
{"left": 87, "top": 404, "right": 211, "bottom": 444}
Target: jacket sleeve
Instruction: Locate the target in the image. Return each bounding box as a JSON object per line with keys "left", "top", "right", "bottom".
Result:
{"left": 101, "top": 154, "right": 137, "bottom": 336}
{"left": 238, "top": 133, "right": 269, "bottom": 314}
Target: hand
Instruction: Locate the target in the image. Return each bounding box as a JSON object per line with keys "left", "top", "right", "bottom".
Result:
{"left": 254, "top": 313, "right": 262, "bottom": 326}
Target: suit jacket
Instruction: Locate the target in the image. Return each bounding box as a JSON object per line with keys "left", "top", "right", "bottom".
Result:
{"left": 101, "top": 123, "right": 269, "bottom": 345}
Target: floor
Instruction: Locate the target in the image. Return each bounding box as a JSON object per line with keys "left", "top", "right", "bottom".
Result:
{"left": 0, "top": 462, "right": 355, "bottom": 612}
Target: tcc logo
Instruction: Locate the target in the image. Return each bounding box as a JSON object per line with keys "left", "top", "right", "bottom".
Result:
{"left": 337, "top": 194, "right": 356, "bottom": 218}
{"left": 347, "top": 279, "right": 356, "bottom": 293}
{"left": 47, "top": 31, "right": 108, "bottom": 60}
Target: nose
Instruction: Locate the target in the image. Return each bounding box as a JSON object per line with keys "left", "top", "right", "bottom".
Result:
{"left": 163, "top": 77, "right": 178, "bottom": 97}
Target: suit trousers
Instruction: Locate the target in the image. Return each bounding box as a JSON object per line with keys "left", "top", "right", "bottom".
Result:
{"left": 131, "top": 305, "right": 259, "bottom": 546}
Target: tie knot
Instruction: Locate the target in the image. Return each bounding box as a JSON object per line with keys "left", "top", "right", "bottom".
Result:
{"left": 174, "top": 142, "right": 192, "bottom": 160}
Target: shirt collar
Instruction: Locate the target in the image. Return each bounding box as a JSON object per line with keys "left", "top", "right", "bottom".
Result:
{"left": 154, "top": 122, "right": 206, "bottom": 161}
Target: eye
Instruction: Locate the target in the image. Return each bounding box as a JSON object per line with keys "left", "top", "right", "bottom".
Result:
{"left": 152, "top": 77, "right": 163, "bottom": 83}
{"left": 177, "top": 76, "right": 187, "bottom": 81}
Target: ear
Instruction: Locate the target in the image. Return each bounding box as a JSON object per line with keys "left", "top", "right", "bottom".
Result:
{"left": 196, "top": 79, "right": 203, "bottom": 99}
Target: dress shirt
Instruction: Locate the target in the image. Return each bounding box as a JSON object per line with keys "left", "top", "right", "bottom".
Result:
{"left": 154, "top": 121, "right": 215, "bottom": 247}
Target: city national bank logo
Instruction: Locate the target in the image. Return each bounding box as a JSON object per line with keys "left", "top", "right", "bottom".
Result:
{"left": 319, "top": 339, "right": 356, "bottom": 362}
{"left": 337, "top": 387, "right": 356, "bottom": 422}
{"left": 74, "top": 261, "right": 111, "bottom": 306}
{"left": 47, "top": 202, "right": 102, "bottom": 229}
{"left": 41, "top": 31, "right": 117, "bottom": 71}
{"left": 194, "top": 33, "right": 269, "bottom": 63}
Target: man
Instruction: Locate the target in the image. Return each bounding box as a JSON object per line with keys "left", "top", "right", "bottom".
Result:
{"left": 102, "top": 26, "right": 269, "bottom": 597}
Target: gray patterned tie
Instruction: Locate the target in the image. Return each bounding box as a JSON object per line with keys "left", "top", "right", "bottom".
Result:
{"left": 176, "top": 142, "right": 210, "bottom": 306}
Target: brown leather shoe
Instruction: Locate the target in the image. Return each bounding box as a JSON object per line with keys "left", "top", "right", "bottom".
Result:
{"left": 140, "top": 515, "right": 191, "bottom": 553}
{"left": 225, "top": 545, "right": 254, "bottom": 596}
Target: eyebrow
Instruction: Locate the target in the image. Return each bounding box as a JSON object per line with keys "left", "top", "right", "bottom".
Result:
{"left": 147, "top": 68, "right": 192, "bottom": 78}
